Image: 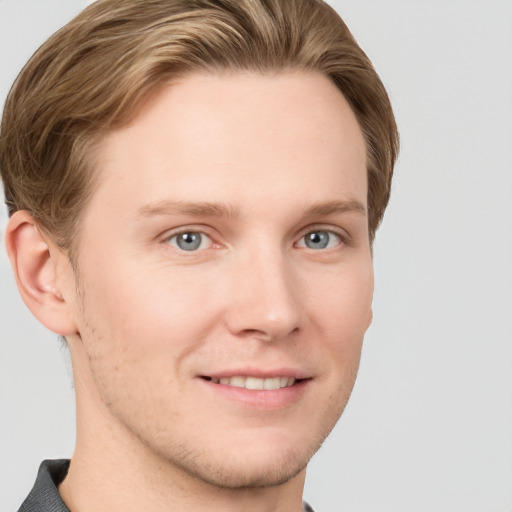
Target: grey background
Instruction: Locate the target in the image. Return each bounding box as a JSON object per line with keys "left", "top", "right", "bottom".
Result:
{"left": 1, "top": 1, "right": 511, "bottom": 511}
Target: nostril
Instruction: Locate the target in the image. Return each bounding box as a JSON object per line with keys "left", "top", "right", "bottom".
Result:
{"left": 239, "top": 328, "right": 271, "bottom": 339}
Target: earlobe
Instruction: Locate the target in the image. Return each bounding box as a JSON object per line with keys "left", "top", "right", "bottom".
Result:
{"left": 5, "top": 210, "right": 78, "bottom": 336}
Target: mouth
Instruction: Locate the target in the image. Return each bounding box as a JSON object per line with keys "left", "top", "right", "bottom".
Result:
{"left": 201, "top": 375, "right": 299, "bottom": 390}
{"left": 199, "top": 372, "right": 311, "bottom": 409}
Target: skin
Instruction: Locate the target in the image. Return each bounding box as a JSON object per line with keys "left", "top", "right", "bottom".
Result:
{"left": 7, "top": 71, "right": 373, "bottom": 512}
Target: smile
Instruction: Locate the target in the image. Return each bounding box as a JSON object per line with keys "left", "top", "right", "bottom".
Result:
{"left": 205, "top": 376, "right": 297, "bottom": 390}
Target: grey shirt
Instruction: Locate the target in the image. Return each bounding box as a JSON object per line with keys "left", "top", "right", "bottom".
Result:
{"left": 18, "top": 460, "right": 316, "bottom": 511}
{"left": 18, "top": 460, "right": 70, "bottom": 512}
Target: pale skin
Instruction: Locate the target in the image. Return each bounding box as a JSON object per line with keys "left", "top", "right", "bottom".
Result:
{"left": 7, "top": 71, "right": 373, "bottom": 512}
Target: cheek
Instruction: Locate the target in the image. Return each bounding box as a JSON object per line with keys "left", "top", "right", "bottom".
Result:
{"left": 74, "top": 268, "right": 188, "bottom": 416}
{"left": 308, "top": 261, "right": 373, "bottom": 397}
{"left": 312, "top": 262, "right": 374, "bottom": 338}
{"left": 74, "top": 258, "right": 225, "bottom": 393}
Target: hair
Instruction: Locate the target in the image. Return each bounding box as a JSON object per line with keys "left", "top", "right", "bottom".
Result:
{"left": 0, "top": 0, "right": 399, "bottom": 256}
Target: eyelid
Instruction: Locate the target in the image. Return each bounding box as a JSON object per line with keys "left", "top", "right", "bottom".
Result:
{"left": 159, "top": 224, "right": 213, "bottom": 239}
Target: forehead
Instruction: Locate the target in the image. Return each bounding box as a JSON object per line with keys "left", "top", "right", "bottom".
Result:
{"left": 88, "top": 71, "right": 367, "bottom": 219}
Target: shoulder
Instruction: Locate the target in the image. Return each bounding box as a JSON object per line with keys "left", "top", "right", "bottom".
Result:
{"left": 303, "top": 500, "right": 317, "bottom": 512}
{"left": 18, "top": 460, "right": 70, "bottom": 512}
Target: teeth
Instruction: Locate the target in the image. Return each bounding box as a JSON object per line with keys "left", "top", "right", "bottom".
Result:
{"left": 264, "top": 377, "right": 281, "bottom": 390}
{"left": 246, "top": 377, "right": 264, "bottom": 390}
{"left": 229, "top": 376, "right": 246, "bottom": 388}
{"left": 210, "top": 376, "right": 297, "bottom": 390}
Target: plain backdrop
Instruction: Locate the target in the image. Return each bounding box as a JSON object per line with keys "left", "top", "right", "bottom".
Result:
{"left": 1, "top": 1, "right": 511, "bottom": 511}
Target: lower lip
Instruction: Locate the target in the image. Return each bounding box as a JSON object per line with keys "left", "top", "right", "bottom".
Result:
{"left": 199, "top": 378, "right": 310, "bottom": 410}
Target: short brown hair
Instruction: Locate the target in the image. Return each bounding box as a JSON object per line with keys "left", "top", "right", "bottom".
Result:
{"left": 0, "top": 0, "right": 398, "bottom": 253}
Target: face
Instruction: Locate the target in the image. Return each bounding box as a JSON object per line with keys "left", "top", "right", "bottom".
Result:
{"left": 64, "top": 71, "right": 373, "bottom": 489}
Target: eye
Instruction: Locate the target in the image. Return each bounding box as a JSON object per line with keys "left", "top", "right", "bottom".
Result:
{"left": 297, "top": 230, "right": 342, "bottom": 250}
{"left": 167, "top": 231, "right": 211, "bottom": 251}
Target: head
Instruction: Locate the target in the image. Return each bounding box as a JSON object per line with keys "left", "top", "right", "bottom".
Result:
{"left": 1, "top": 0, "right": 398, "bottom": 496}
{"left": 0, "top": 0, "right": 397, "bottom": 255}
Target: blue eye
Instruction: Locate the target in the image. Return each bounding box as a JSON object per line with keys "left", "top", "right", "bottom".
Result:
{"left": 168, "top": 232, "right": 210, "bottom": 251}
{"left": 299, "top": 230, "right": 341, "bottom": 250}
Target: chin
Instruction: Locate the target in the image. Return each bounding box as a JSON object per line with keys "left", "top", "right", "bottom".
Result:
{"left": 172, "top": 446, "right": 311, "bottom": 489}
{"left": 117, "top": 387, "right": 351, "bottom": 491}
{"left": 148, "top": 422, "right": 335, "bottom": 491}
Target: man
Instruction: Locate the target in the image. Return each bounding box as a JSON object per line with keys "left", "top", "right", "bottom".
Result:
{"left": 0, "top": 0, "right": 398, "bottom": 510}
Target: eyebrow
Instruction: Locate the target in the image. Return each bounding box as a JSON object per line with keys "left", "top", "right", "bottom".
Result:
{"left": 302, "top": 199, "right": 367, "bottom": 218}
{"left": 134, "top": 198, "right": 366, "bottom": 220}
{"left": 135, "top": 200, "right": 239, "bottom": 219}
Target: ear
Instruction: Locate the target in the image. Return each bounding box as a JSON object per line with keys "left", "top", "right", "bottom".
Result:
{"left": 5, "top": 210, "right": 78, "bottom": 336}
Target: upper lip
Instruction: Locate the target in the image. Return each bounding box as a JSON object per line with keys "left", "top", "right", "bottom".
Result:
{"left": 200, "top": 368, "right": 312, "bottom": 380}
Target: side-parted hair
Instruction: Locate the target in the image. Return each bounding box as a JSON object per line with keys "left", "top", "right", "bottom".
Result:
{"left": 0, "top": 0, "right": 399, "bottom": 255}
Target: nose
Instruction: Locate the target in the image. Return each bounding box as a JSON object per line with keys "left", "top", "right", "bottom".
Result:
{"left": 223, "top": 247, "right": 301, "bottom": 342}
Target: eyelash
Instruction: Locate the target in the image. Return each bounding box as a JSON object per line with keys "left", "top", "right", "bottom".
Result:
{"left": 163, "top": 227, "right": 348, "bottom": 253}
